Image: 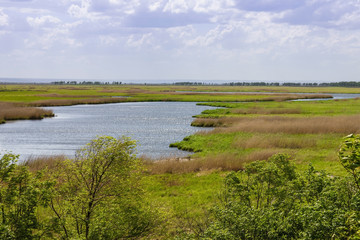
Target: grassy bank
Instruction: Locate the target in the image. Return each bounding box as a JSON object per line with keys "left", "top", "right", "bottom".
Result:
{"left": 0, "top": 84, "right": 335, "bottom": 104}
{"left": 170, "top": 98, "right": 360, "bottom": 176}
{"left": 0, "top": 102, "right": 54, "bottom": 123}
{"left": 2, "top": 84, "right": 359, "bottom": 175}
{"left": 0, "top": 84, "right": 336, "bottom": 124}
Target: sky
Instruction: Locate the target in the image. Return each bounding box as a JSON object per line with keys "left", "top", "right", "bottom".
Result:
{"left": 0, "top": 0, "right": 360, "bottom": 83}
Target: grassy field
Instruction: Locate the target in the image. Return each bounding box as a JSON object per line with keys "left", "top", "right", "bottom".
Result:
{"left": 3, "top": 84, "right": 360, "bottom": 238}
{"left": 169, "top": 98, "right": 360, "bottom": 176}
{"left": 3, "top": 84, "right": 360, "bottom": 177}
{"left": 0, "top": 84, "right": 334, "bottom": 123}
{"left": 0, "top": 84, "right": 336, "bottom": 103}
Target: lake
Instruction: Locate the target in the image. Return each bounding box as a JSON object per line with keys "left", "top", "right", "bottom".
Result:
{"left": 1, "top": 92, "right": 359, "bottom": 161}
{"left": 0, "top": 102, "right": 212, "bottom": 161}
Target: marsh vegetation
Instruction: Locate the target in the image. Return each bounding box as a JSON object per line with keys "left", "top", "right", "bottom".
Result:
{"left": 0, "top": 102, "right": 54, "bottom": 123}
{"left": 2, "top": 84, "right": 360, "bottom": 238}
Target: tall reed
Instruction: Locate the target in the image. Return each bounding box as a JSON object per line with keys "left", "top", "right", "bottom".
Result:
{"left": 211, "top": 115, "right": 360, "bottom": 134}
{"left": 29, "top": 97, "right": 128, "bottom": 107}
{"left": 0, "top": 102, "right": 54, "bottom": 121}
{"left": 146, "top": 153, "right": 247, "bottom": 174}
{"left": 22, "top": 155, "right": 66, "bottom": 172}
{"left": 232, "top": 135, "right": 317, "bottom": 149}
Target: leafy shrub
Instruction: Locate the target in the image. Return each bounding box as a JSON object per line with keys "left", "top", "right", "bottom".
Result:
{"left": 49, "top": 136, "right": 159, "bottom": 239}
{"left": 0, "top": 153, "right": 55, "bottom": 239}
{"left": 202, "top": 153, "right": 360, "bottom": 239}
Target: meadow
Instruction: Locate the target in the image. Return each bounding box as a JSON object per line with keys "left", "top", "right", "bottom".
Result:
{"left": 171, "top": 98, "right": 360, "bottom": 176}
{"left": 1, "top": 83, "right": 360, "bottom": 238}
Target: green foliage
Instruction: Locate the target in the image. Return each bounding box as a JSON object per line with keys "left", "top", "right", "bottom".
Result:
{"left": 339, "top": 134, "right": 360, "bottom": 189}
{"left": 49, "top": 136, "right": 157, "bottom": 239}
{"left": 202, "top": 154, "right": 360, "bottom": 240}
{"left": 0, "top": 153, "right": 55, "bottom": 240}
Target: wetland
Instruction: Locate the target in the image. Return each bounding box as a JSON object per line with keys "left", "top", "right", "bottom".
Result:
{"left": 2, "top": 83, "right": 360, "bottom": 238}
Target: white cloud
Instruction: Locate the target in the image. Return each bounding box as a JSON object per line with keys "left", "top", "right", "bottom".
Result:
{"left": 333, "top": 8, "right": 360, "bottom": 29}
{"left": 67, "top": 0, "right": 103, "bottom": 19}
{"left": 148, "top": 0, "right": 163, "bottom": 12}
{"left": 0, "top": 9, "right": 9, "bottom": 26}
{"left": 99, "top": 35, "right": 117, "bottom": 45}
{"left": 27, "top": 15, "right": 61, "bottom": 28}
{"left": 108, "top": 0, "right": 140, "bottom": 14}
{"left": 163, "top": 0, "right": 189, "bottom": 13}
{"left": 24, "top": 20, "right": 83, "bottom": 50}
{"left": 1, "top": 0, "right": 360, "bottom": 81}
{"left": 186, "top": 24, "right": 234, "bottom": 47}
{"left": 126, "top": 32, "right": 154, "bottom": 48}
{"left": 167, "top": 25, "right": 194, "bottom": 39}
{"left": 193, "top": 0, "right": 235, "bottom": 13}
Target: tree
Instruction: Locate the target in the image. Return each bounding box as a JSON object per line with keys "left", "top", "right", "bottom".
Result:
{"left": 50, "top": 136, "right": 157, "bottom": 239}
{"left": 338, "top": 134, "right": 360, "bottom": 190}
{"left": 0, "top": 153, "right": 54, "bottom": 240}
{"left": 202, "top": 153, "right": 360, "bottom": 239}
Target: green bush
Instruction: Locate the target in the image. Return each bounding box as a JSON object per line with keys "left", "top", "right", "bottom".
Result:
{"left": 202, "top": 152, "right": 360, "bottom": 239}
{"left": 49, "top": 136, "right": 159, "bottom": 239}
{"left": 0, "top": 153, "right": 54, "bottom": 239}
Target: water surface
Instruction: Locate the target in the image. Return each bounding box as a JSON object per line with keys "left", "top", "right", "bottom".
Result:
{"left": 0, "top": 102, "right": 211, "bottom": 161}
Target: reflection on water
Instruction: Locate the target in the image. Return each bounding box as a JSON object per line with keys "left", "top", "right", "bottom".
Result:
{"left": 0, "top": 102, "right": 211, "bottom": 161}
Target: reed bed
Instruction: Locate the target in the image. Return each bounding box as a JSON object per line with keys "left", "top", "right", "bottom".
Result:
{"left": 191, "top": 117, "right": 239, "bottom": 127}
{"left": 0, "top": 102, "right": 54, "bottom": 121}
{"left": 58, "top": 87, "right": 90, "bottom": 90}
{"left": 261, "top": 94, "right": 332, "bottom": 102}
{"left": 22, "top": 155, "right": 66, "bottom": 172}
{"left": 147, "top": 154, "right": 246, "bottom": 174}
{"left": 232, "top": 135, "right": 317, "bottom": 149}
{"left": 36, "top": 93, "right": 96, "bottom": 98}
{"left": 146, "top": 149, "right": 285, "bottom": 174}
{"left": 211, "top": 115, "right": 360, "bottom": 134}
{"left": 29, "top": 97, "right": 128, "bottom": 107}
{"left": 230, "top": 107, "right": 302, "bottom": 115}
{"left": 244, "top": 149, "right": 283, "bottom": 162}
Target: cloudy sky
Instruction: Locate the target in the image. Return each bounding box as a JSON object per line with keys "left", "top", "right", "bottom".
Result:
{"left": 0, "top": 0, "right": 360, "bottom": 82}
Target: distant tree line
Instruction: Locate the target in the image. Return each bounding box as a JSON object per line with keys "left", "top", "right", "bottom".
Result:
{"left": 52, "top": 81, "right": 122, "bottom": 85}
{"left": 173, "top": 82, "right": 204, "bottom": 85}
{"left": 174, "top": 81, "right": 360, "bottom": 87}
{"left": 49, "top": 80, "right": 360, "bottom": 87}
{"left": 222, "top": 81, "right": 360, "bottom": 87}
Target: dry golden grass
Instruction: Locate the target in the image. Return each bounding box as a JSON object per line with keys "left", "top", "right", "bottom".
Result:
{"left": 146, "top": 153, "right": 248, "bottom": 174}
{"left": 231, "top": 107, "right": 302, "bottom": 115}
{"left": 20, "top": 151, "right": 279, "bottom": 175}
{"left": 233, "top": 135, "right": 317, "bottom": 149}
{"left": 22, "top": 155, "right": 66, "bottom": 172}
{"left": 0, "top": 102, "right": 54, "bottom": 121}
{"left": 146, "top": 149, "right": 285, "bottom": 174}
{"left": 261, "top": 94, "right": 332, "bottom": 102}
{"left": 58, "top": 87, "right": 90, "bottom": 90}
{"left": 29, "top": 97, "right": 128, "bottom": 107}
{"left": 211, "top": 115, "right": 360, "bottom": 134}
{"left": 36, "top": 93, "right": 96, "bottom": 98}
{"left": 191, "top": 117, "right": 239, "bottom": 127}
{"left": 244, "top": 149, "right": 285, "bottom": 162}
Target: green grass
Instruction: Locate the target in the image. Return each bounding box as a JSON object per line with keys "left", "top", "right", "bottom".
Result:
{"left": 0, "top": 84, "right": 340, "bottom": 104}
{"left": 172, "top": 97, "right": 360, "bottom": 176}
{"left": 197, "top": 98, "right": 360, "bottom": 117}
{"left": 4, "top": 83, "right": 360, "bottom": 238}
{"left": 2, "top": 83, "right": 358, "bottom": 176}
{"left": 142, "top": 172, "right": 224, "bottom": 237}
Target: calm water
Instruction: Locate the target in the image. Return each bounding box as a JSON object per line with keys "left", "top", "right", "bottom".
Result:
{"left": 1, "top": 93, "right": 359, "bottom": 161}
{"left": 0, "top": 102, "right": 211, "bottom": 161}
